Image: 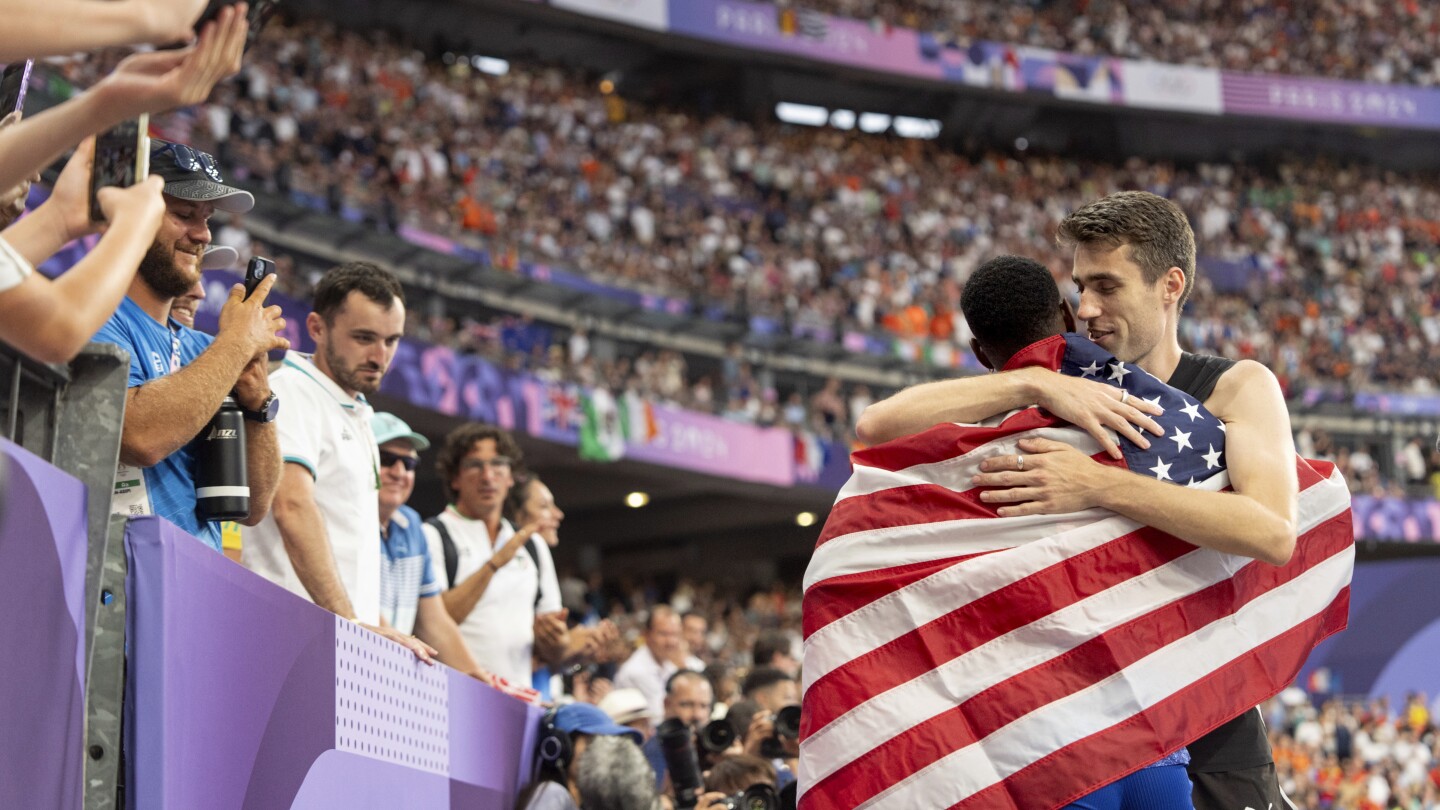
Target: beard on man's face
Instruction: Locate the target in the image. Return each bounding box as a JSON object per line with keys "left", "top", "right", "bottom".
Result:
{"left": 324, "top": 340, "right": 386, "bottom": 395}
{"left": 138, "top": 240, "right": 202, "bottom": 300}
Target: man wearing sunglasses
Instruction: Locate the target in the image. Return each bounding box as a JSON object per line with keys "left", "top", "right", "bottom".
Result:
{"left": 95, "top": 139, "right": 286, "bottom": 552}
{"left": 372, "top": 411, "right": 491, "bottom": 680}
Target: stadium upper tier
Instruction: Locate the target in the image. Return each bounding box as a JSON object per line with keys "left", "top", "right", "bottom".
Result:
{"left": 756, "top": 0, "right": 1439, "bottom": 86}
{"left": 121, "top": 18, "right": 1436, "bottom": 397}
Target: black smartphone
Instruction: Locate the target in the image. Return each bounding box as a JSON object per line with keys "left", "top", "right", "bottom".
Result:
{"left": 195, "top": 0, "right": 281, "bottom": 51}
{"left": 243, "top": 256, "right": 276, "bottom": 301}
{"left": 0, "top": 61, "right": 33, "bottom": 116}
{"left": 88, "top": 115, "right": 149, "bottom": 222}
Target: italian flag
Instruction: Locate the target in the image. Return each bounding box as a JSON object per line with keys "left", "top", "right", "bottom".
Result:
{"left": 580, "top": 388, "right": 627, "bottom": 462}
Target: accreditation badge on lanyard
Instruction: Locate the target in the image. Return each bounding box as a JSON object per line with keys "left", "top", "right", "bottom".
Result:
{"left": 111, "top": 331, "right": 183, "bottom": 518}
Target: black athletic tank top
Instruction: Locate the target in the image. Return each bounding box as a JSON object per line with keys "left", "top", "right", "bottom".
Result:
{"left": 1166, "top": 352, "right": 1273, "bottom": 773}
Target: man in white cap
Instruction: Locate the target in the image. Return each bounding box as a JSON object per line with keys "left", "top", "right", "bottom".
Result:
{"left": 168, "top": 245, "right": 237, "bottom": 329}
{"left": 95, "top": 139, "right": 288, "bottom": 552}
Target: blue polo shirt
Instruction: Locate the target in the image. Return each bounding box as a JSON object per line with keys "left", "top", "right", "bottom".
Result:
{"left": 381, "top": 504, "right": 441, "bottom": 635}
{"left": 94, "top": 296, "right": 222, "bottom": 551}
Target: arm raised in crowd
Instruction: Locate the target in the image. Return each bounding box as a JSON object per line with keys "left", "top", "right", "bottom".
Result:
{"left": 119, "top": 276, "right": 287, "bottom": 467}
{"left": 0, "top": 4, "right": 247, "bottom": 193}
{"left": 0, "top": 0, "right": 211, "bottom": 62}
{"left": 438, "top": 521, "right": 542, "bottom": 624}
{"left": 0, "top": 140, "right": 165, "bottom": 363}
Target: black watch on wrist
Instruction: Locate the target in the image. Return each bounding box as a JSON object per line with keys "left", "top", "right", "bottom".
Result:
{"left": 242, "top": 392, "right": 280, "bottom": 423}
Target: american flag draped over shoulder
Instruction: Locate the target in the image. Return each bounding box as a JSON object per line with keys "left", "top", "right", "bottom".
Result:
{"left": 799, "top": 334, "right": 1354, "bottom": 810}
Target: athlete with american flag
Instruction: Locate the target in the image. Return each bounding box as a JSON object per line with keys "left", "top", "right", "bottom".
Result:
{"left": 810, "top": 193, "right": 1352, "bottom": 810}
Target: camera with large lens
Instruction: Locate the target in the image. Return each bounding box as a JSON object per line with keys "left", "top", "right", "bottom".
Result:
{"left": 657, "top": 718, "right": 704, "bottom": 809}
{"left": 717, "top": 783, "right": 779, "bottom": 810}
{"left": 696, "top": 718, "right": 737, "bottom": 768}
{"left": 758, "top": 705, "right": 802, "bottom": 760}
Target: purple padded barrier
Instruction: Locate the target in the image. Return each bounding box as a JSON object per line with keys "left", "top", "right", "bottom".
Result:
{"left": 0, "top": 438, "right": 88, "bottom": 810}
{"left": 124, "top": 516, "right": 541, "bottom": 810}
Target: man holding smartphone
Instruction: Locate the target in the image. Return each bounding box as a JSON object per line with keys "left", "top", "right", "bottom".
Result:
{"left": 95, "top": 139, "right": 287, "bottom": 551}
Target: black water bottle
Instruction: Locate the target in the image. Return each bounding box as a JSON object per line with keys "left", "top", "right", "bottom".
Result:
{"left": 195, "top": 396, "right": 249, "bottom": 521}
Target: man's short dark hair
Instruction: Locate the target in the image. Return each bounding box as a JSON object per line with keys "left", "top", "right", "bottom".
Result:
{"left": 740, "top": 666, "right": 793, "bottom": 698}
{"left": 705, "top": 755, "right": 776, "bottom": 795}
{"left": 312, "top": 261, "right": 404, "bottom": 323}
{"left": 434, "top": 423, "right": 524, "bottom": 503}
{"left": 665, "top": 669, "right": 709, "bottom": 696}
{"left": 753, "top": 630, "right": 790, "bottom": 668}
{"left": 1056, "top": 191, "right": 1196, "bottom": 307}
{"left": 961, "top": 255, "right": 1063, "bottom": 367}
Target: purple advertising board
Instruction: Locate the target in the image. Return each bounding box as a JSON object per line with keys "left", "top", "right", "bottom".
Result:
{"left": 1350, "top": 495, "right": 1440, "bottom": 544}
{"left": 1220, "top": 72, "right": 1440, "bottom": 129}
{"left": 124, "top": 516, "right": 543, "bottom": 809}
{"left": 0, "top": 439, "right": 89, "bottom": 810}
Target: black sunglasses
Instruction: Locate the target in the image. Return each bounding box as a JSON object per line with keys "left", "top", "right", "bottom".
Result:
{"left": 155, "top": 142, "right": 223, "bottom": 181}
{"left": 379, "top": 450, "right": 419, "bottom": 472}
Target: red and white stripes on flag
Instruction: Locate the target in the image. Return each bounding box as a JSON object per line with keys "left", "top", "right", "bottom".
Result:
{"left": 799, "top": 416, "right": 1353, "bottom": 810}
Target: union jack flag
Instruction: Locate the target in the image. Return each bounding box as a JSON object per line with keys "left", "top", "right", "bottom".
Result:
{"left": 799, "top": 334, "right": 1353, "bottom": 810}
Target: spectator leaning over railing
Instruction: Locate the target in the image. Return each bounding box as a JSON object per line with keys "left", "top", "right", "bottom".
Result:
{"left": 242, "top": 262, "right": 434, "bottom": 660}
{"left": 95, "top": 140, "right": 285, "bottom": 550}
{"left": 425, "top": 423, "right": 564, "bottom": 685}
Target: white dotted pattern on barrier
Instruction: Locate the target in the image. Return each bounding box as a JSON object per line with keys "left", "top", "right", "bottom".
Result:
{"left": 334, "top": 617, "right": 449, "bottom": 775}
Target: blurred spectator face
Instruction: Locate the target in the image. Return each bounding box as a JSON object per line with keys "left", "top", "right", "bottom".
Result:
{"left": 138, "top": 196, "right": 215, "bottom": 299}
{"left": 1072, "top": 244, "right": 1173, "bottom": 366}
{"left": 646, "top": 610, "right": 682, "bottom": 662}
{"left": 451, "top": 438, "right": 514, "bottom": 518}
{"left": 378, "top": 439, "right": 419, "bottom": 512}
{"left": 664, "top": 675, "right": 714, "bottom": 732}
{"left": 170, "top": 280, "right": 205, "bottom": 329}
{"left": 311, "top": 290, "right": 404, "bottom": 396}
{"left": 520, "top": 480, "right": 564, "bottom": 547}
{"left": 752, "top": 678, "right": 799, "bottom": 713}
{"left": 682, "top": 614, "right": 708, "bottom": 657}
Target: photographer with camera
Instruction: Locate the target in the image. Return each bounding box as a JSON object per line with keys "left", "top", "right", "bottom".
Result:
{"left": 641, "top": 670, "right": 716, "bottom": 793}
{"left": 695, "top": 755, "right": 777, "bottom": 810}
{"left": 521, "top": 702, "right": 650, "bottom": 810}
{"left": 733, "top": 668, "right": 800, "bottom": 790}
{"left": 95, "top": 139, "right": 285, "bottom": 551}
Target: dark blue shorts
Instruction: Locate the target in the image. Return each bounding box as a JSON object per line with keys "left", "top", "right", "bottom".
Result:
{"left": 1062, "top": 765, "right": 1195, "bottom": 810}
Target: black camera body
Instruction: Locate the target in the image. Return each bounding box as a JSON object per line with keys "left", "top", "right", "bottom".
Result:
{"left": 758, "top": 704, "right": 802, "bottom": 761}
{"left": 717, "top": 783, "right": 779, "bottom": 810}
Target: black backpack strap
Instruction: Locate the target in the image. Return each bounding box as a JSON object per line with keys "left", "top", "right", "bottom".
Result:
{"left": 425, "top": 516, "right": 459, "bottom": 590}
{"left": 523, "top": 536, "right": 543, "bottom": 609}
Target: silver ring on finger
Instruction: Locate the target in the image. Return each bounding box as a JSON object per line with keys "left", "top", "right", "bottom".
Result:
{"left": 1016, "top": 453, "right": 1025, "bottom": 471}
{"left": 1120, "top": 389, "right": 1130, "bottom": 406}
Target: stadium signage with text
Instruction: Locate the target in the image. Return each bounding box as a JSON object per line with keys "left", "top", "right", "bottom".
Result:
{"left": 543, "top": 0, "right": 1440, "bottom": 131}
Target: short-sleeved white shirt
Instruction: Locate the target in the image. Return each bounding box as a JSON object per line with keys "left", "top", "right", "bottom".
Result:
{"left": 242, "top": 352, "right": 382, "bottom": 624}
{"left": 0, "top": 236, "right": 34, "bottom": 293}
{"left": 423, "top": 506, "right": 562, "bottom": 685}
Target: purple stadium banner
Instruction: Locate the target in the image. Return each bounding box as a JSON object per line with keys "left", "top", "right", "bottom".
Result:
{"left": 1220, "top": 72, "right": 1440, "bottom": 129}
{"left": 1351, "top": 495, "right": 1440, "bottom": 544}
{"left": 1353, "top": 391, "right": 1440, "bottom": 417}
{"left": 124, "top": 516, "right": 543, "bottom": 810}
{"left": 0, "top": 440, "right": 88, "bottom": 810}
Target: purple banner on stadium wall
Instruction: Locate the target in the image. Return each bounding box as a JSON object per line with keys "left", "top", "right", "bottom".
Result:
{"left": 1351, "top": 495, "right": 1440, "bottom": 544}
{"left": 625, "top": 403, "right": 795, "bottom": 486}
{"left": 1353, "top": 391, "right": 1440, "bottom": 417}
{"left": 0, "top": 440, "right": 88, "bottom": 810}
{"left": 124, "top": 516, "right": 542, "bottom": 810}
{"left": 1220, "top": 72, "right": 1440, "bottom": 129}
